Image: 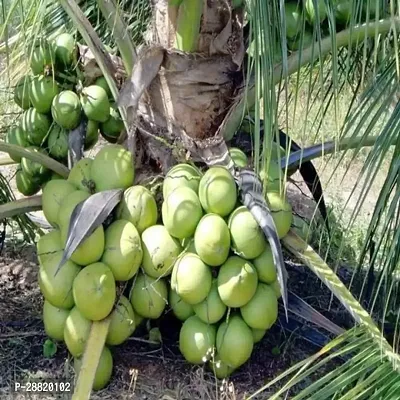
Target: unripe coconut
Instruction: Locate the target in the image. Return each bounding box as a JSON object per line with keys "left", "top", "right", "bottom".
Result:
{"left": 229, "top": 147, "right": 248, "bottom": 168}
{"left": 73, "top": 262, "right": 116, "bottom": 321}
{"left": 305, "top": 0, "right": 327, "bottom": 24}
{"left": 198, "top": 166, "right": 237, "bottom": 217}
{"left": 240, "top": 283, "right": 278, "bottom": 330}
{"left": 162, "top": 186, "right": 203, "bottom": 239}
{"left": 38, "top": 253, "right": 81, "bottom": 309}
{"left": 169, "top": 288, "right": 194, "bottom": 321}
{"left": 171, "top": 253, "right": 212, "bottom": 305}
{"left": 194, "top": 213, "right": 230, "bottom": 266}
{"left": 22, "top": 108, "right": 51, "bottom": 146}
{"left": 64, "top": 306, "right": 91, "bottom": 357}
{"left": 179, "top": 316, "right": 216, "bottom": 364}
{"left": 100, "top": 103, "right": 124, "bottom": 140}
{"left": 216, "top": 314, "right": 254, "bottom": 369}
{"left": 95, "top": 76, "right": 112, "bottom": 98}
{"left": 285, "top": 2, "right": 303, "bottom": 38}
{"left": 265, "top": 191, "right": 293, "bottom": 239}
{"left": 217, "top": 256, "right": 258, "bottom": 308}
{"left": 228, "top": 206, "right": 266, "bottom": 259}
{"left": 14, "top": 76, "right": 33, "bottom": 110}
{"left": 259, "top": 161, "right": 282, "bottom": 192}
{"left": 54, "top": 33, "right": 77, "bottom": 68}
{"left": 91, "top": 144, "right": 134, "bottom": 192}
{"left": 84, "top": 120, "right": 99, "bottom": 151}
{"left": 193, "top": 279, "right": 226, "bottom": 324}
{"left": 141, "top": 225, "right": 182, "bottom": 278}
{"left": 130, "top": 273, "right": 168, "bottom": 319}
{"left": 252, "top": 245, "right": 277, "bottom": 284}
{"left": 335, "top": 0, "right": 352, "bottom": 24}
{"left": 41, "top": 179, "right": 76, "bottom": 228}
{"left": 58, "top": 190, "right": 105, "bottom": 266}
{"left": 15, "top": 169, "right": 41, "bottom": 196}
{"left": 36, "top": 229, "right": 63, "bottom": 266}
{"left": 163, "top": 163, "right": 202, "bottom": 198}
{"left": 74, "top": 346, "right": 113, "bottom": 391}
{"left": 43, "top": 300, "right": 69, "bottom": 341}
{"left": 106, "top": 295, "right": 136, "bottom": 346}
{"left": 271, "top": 280, "right": 282, "bottom": 299}
{"left": 67, "top": 158, "right": 95, "bottom": 193}
{"left": 209, "top": 355, "right": 235, "bottom": 379}
{"left": 51, "top": 90, "right": 82, "bottom": 130}
{"left": 47, "top": 124, "right": 68, "bottom": 160}
{"left": 80, "top": 85, "right": 110, "bottom": 123}
{"left": 252, "top": 328, "right": 266, "bottom": 344}
{"left": 30, "top": 76, "right": 60, "bottom": 113}
{"left": 292, "top": 215, "right": 311, "bottom": 241}
{"left": 30, "top": 40, "right": 54, "bottom": 75}
{"left": 116, "top": 185, "right": 158, "bottom": 234}
{"left": 101, "top": 220, "right": 143, "bottom": 281}
{"left": 21, "top": 146, "right": 50, "bottom": 179}
{"left": 6, "top": 125, "right": 29, "bottom": 162}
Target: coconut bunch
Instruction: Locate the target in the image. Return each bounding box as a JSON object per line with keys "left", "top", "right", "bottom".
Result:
{"left": 6, "top": 33, "right": 124, "bottom": 197}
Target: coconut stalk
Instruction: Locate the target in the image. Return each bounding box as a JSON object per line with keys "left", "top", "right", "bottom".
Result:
{"left": 0, "top": 195, "right": 42, "bottom": 219}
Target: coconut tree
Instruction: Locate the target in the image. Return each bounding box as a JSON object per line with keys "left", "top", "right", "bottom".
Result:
{"left": 0, "top": 0, "right": 399, "bottom": 398}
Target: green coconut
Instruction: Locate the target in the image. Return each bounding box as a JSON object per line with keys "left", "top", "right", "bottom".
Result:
{"left": 271, "top": 280, "right": 282, "bottom": 299}
{"left": 54, "top": 33, "right": 77, "bottom": 68}
{"left": 14, "top": 76, "right": 33, "bottom": 110}
{"left": 106, "top": 296, "right": 136, "bottom": 346}
{"left": 193, "top": 279, "right": 226, "bottom": 324}
{"left": 335, "top": 0, "right": 352, "bottom": 24}
{"left": 116, "top": 185, "right": 158, "bottom": 234}
{"left": 252, "top": 244, "right": 277, "bottom": 284}
{"left": 162, "top": 186, "right": 203, "bottom": 239}
{"left": 74, "top": 346, "right": 113, "bottom": 391}
{"left": 130, "top": 273, "right": 168, "bottom": 319}
{"left": 22, "top": 108, "right": 51, "bottom": 146}
{"left": 304, "top": 0, "right": 327, "bottom": 24}
{"left": 41, "top": 179, "right": 76, "bottom": 228}
{"left": 36, "top": 229, "right": 64, "bottom": 266}
{"left": 58, "top": 190, "right": 105, "bottom": 265}
{"left": 101, "top": 220, "right": 143, "bottom": 281}
{"left": 179, "top": 316, "right": 216, "bottom": 364}
{"left": 38, "top": 252, "right": 81, "bottom": 309}
{"left": 194, "top": 213, "right": 230, "bottom": 266}
{"left": 285, "top": 2, "right": 304, "bottom": 38}
{"left": 80, "top": 85, "right": 110, "bottom": 123}
{"left": 5, "top": 125, "right": 29, "bottom": 162}
{"left": 217, "top": 256, "right": 258, "bottom": 308}
{"left": 95, "top": 76, "right": 112, "bottom": 98}
{"left": 73, "top": 262, "right": 116, "bottom": 321}
{"left": 228, "top": 206, "right": 266, "bottom": 259}
{"left": 64, "top": 306, "right": 91, "bottom": 357}
{"left": 259, "top": 161, "right": 283, "bottom": 192}
{"left": 141, "top": 225, "right": 182, "bottom": 278}
{"left": 20, "top": 146, "right": 50, "bottom": 180}
{"left": 216, "top": 314, "right": 254, "bottom": 369}
{"left": 252, "top": 328, "right": 266, "bottom": 344}
{"left": 30, "top": 40, "right": 54, "bottom": 75}
{"left": 43, "top": 300, "right": 69, "bottom": 341}
{"left": 100, "top": 103, "right": 124, "bottom": 140}
{"left": 84, "top": 120, "right": 99, "bottom": 151}
{"left": 169, "top": 288, "right": 194, "bottom": 321}
{"left": 91, "top": 144, "right": 135, "bottom": 192}
{"left": 266, "top": 191, "right": 293, "bottom": 238}
{"left": 47, "top": 124, "right": 68, "bottom": 160}
{"left": 30, "top": 75, "right": 60, "bottom": 114}
{"left": 240, "top": 283, "right": 278, "bottom": 330}
{"left": 15, "top": 169, "right": 41, "bottom": 196}
{"left": 163, "top": 163, "right": 202, "bottom": 198}
{"left": 229, "top": 147, "right": 248, "bottom": 168}
{"left": 209, "top": 355, "right": 235, "bottom": 379}
{"left": 51, "top": 90, "right": 82, "bottom": 130}
{"left": 292, "top": 215, "right": 311, "bottom": 241}
{"left": 67, "top": 158, "right": 95, "bottom": 193}
{"left": 198, "top": 166, "right": 237, "bottom": 217}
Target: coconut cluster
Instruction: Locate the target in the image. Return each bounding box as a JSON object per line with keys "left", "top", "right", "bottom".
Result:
{"left": 36, "top": 143, "right": 294, "bottom": 390}
{"left": 6, "top": 34, "right": 124, "bottom": 197}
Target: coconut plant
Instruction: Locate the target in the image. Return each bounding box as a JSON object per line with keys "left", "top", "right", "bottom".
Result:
{"left": 0, "top": 0, "right": 399, "bottom": 398}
